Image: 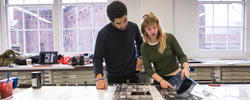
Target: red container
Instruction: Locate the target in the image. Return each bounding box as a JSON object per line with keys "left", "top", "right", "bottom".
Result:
{"left": 0, "top": 80, "right": 13, "bottom": 98}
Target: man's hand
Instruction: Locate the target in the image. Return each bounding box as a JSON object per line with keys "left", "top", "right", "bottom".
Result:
{"left": 96, "top": 74, "right": 107, "bottom": 90}
{"left": 136, "top": 59, "right": 143, "bottom": 71}
{"left": 96, "top": 79, "right": 108, "bottom": 90}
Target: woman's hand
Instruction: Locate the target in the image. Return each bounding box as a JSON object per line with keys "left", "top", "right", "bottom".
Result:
{"left": 160, "top": 79, "right": 173, "bottom": 89}
{"left": 181, "top": 68, "right": 190, "bottom": 79}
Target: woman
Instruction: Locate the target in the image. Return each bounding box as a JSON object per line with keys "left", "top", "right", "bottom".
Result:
{"left": 141, "top": 12, "right": 192, "bottom": 93}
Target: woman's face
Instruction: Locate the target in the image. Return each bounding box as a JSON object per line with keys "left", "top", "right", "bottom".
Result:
{"left": 144, "top": 23, "right": 158, "bottom": 39}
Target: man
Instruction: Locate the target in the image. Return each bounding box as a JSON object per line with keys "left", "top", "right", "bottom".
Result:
{"left": 93, "top": 1, "right": 143, "bottom": 90}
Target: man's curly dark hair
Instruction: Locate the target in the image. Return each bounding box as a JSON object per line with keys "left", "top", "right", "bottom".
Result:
{"left": 107, "top": 1, "right": 127, "bottom": 22}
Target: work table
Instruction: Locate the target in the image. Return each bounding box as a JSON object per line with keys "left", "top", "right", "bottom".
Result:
{"left": 4, "top": 84, "right": 250, "bottom": 100}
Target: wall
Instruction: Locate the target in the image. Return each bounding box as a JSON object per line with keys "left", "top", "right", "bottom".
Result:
{"left": 125, "top": 0, "right": 173, "bottom": 33}
{"left": 173, "top": 0, "right": 198, "bottom": 58}
{"left": 246, "top": 0, "right": 250, "bottom": 58}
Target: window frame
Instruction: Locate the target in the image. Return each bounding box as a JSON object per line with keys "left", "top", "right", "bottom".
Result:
{"left": 60, "top": 2, "right": 108, "bottom": 54}
{"left": 5, "top": 3, "right": 54, "bottom": 54}
{"left": 2, "top": 0, "right": 108, "bottom": 55}
{"left": 198, "top": 0, "right": 246, "bottom": 53}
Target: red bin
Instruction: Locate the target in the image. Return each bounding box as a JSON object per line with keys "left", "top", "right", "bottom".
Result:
{"left": 0, "top": 80, "right": 13, "bottom": 98}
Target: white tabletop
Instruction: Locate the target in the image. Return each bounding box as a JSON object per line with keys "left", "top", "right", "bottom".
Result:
{"left": 3, "top": 84, "right": 250, "bottom": 100}
{"left": 7, "top": 86, "right": 162, "bottom": 100}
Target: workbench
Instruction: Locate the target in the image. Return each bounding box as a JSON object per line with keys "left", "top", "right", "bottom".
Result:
{"left": 3, "top": 84, "right": 250, "bottom": 100}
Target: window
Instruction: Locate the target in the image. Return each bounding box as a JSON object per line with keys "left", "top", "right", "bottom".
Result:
{"left": 61, "top": 0, "right": 108, "bottom": 53}
{"left": 198, "top": 0, "right": 245, "bottom": 51}
{"left": 6, "top": 0, "right": 54, "bottom": 53}
{"left": 6, "top": 0, "right": 108, "bottom": 54}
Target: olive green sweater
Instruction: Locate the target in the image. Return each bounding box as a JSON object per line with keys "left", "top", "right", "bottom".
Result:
{"left": 141, "top": 33, "right": 188, "bottom": 77}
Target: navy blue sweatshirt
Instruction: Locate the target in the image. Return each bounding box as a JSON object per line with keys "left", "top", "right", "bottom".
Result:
{"left": 93, "top": 21, "right": 143, "bottom": 77}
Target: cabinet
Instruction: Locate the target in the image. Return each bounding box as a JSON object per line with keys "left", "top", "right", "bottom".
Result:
{"left": 48, "top": 69, "right": 105, "bottom": 84}
{"left": 189, "top": 67, "right": 214, "bottom": 83}
{"left": 0, "top": 70, "right": 43, "bottom": 85}
{"left": 0, "top": 67, "right": 105, "bottom": 85}
{"left": 221, "top": 67, "right": 250, "bottom": 82}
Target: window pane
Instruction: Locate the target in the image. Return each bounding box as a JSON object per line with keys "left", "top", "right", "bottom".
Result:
{"left": 199, "top": 4, "right": 213, "bottom": 26}
{"left": 7, "top": 0, "right": 23, "bottom": 4}
{"left": 24, "top": 7, "right": 38, "bottom": 29}
{"left": 78, "top": 0, "right": 108, "bottom": 2}
{"left": 214, "top": 4, "right": 228, "bottom": 26}
{"left": 63, "top": 30, "right": 77, "bottom": 52}
{"left": 93, "top": 0, "right": 107, "bottom": 2}
{"left": 62, "top": 0, "right": 77, "bottom": 3}
{"left": 214, "top": 27, "right": 228, "bottom": 34}
{"left": 10, "top": 31, "right": 24, "bottom": 52}
{"left": 62, "top": 3, "right": 108, "bottom": 53}
{"left": 199, "top": 27, "right": 206, "bottom": 49}
{"left": 93, "top": 4, "right": 108, "bottom": 27}
{"left": 78, "top": 0, "right": 92, "bottom": 3}
{"left": 39, "top": 0, "right": 53, "bottom": 4}
{"left": 228, "top": 28, "right": 241, "bottom": 50}
{"left": 24, "top": 0, "right": 39, "bottom": 4}
{"left": 63, "top": 5, "right": 77, "bottom": 28}
{"left": 204, "top": 27, "right": 213, "bottom": 50}
{"left": 78, "top": 5, "right": 92, "bottom": 28}
{"left": 229, "top": 4, "right": 243, "bottom": 26}
{"left": 213, "top": 28, "right": 227, "bottom": 50}
{"left": 78, "top": 30, "right": 92, "bottom": 52}
{"left": 40, "top": 31, "right": 54, "bottom": 51}
{"left": 226, "top": 0, "right": 244, "bottom": 1}
{"left": 213, "top": 34, "right": 227, "bottom": 50}
{"left": 39, "top": 7, "right": 53, "bottom": 29}
{"left": 8, "top": 7, "right": 23, "bottom": 30}
{"left": 199, "top": 0, "right": 243, "bottom": 1}
{"left": 26, "top": 31, "right": 39, "bottom": 53}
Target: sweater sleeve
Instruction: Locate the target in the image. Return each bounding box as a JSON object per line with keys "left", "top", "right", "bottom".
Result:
{"left": 141, "top": 43, "right": 155, "bottom": 77}
{"left": 134, "top": 24, "right": 143, "bottom": 57}
{"left": 168, "top": 33, "right": 188, "bottom": 65}
{"left": 93, "top": 32, "right": 105, "bottom": 77}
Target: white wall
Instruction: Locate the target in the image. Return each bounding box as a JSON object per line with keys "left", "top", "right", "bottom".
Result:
{"left": 173, "top": 0, "right": 198, "bottom": 58}
{"left": 246, "top": 0, "right": 250, "bottom": 58}
{"left": 125, "top": 0, "right": 173, "bottom": 33}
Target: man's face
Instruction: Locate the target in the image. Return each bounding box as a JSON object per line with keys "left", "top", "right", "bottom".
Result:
{"left": 112, "top": 15, "right": 128, "bottom": 30}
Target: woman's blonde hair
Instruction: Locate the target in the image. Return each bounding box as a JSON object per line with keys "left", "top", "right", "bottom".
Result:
{"left": 141, "top": 12, "right": 166, "bottom": 54}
